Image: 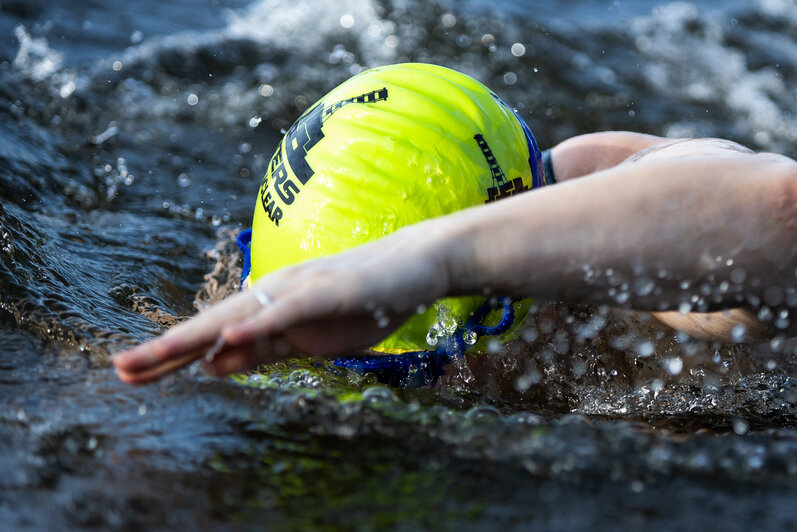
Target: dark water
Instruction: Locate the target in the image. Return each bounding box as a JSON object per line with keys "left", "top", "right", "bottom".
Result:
{"left": 2, "top": 0, "right": 797, "bottom": 529}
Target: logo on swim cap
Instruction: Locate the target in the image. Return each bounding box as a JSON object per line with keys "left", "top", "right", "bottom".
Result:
{"left": 473, "top": 133, "right": 531, "bottom": 203}
{"left": 260, "top": 87, "right": 389, "bottom": 227}
{"left": 250, "top": 63, "right": 543, "bottom": 354}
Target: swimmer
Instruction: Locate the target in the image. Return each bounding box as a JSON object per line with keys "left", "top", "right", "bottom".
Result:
{"left": 114, "top": 77, "right": 797, "bottom": 385}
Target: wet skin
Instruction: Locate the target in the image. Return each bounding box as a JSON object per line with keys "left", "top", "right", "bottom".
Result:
{"left": 114, "top": 132, "right": 797, "bottom": 384}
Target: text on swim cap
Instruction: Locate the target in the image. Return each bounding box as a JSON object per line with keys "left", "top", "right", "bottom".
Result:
{"left": 259, "top": 88, "right": 389, "bottom": 226}
{"left": 474, "top": 134, "right": 529, "bottom": 203}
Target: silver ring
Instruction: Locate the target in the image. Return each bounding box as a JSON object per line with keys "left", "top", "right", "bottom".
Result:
{"left": 253, "top": 288, "right": 272, "bottom": 309}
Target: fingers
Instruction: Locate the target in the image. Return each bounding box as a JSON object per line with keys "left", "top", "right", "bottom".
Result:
{"left": 114, "top": 244, "right": 415, "bottom": 384}
{"left": 221, "top": 283, "right": 333, "bottom": 346}
{"left": 201, "top": 345, "right": 261, "bottom": 377}
{"left": 117, "top": 336, "right": 290, "bottom": 384}
{"left": 204, "top": 336, "right": 297, "bottom": 376}
{"left": 113, "top": 289, "right": 271, "bottom": 376}
{"left": 221, "top": 304, "right": 283, "bottom": 346}
{"left": 116, "top": 345, "right": 206, "bottom": 385}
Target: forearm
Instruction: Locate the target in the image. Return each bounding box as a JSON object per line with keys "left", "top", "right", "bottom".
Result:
{"left": 436, "top": 152, "right": 797, "bottom": 312}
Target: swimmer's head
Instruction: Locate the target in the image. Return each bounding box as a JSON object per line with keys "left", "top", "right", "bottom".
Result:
{"left": 250, "top": 63, "right": 544, "bottom": 354}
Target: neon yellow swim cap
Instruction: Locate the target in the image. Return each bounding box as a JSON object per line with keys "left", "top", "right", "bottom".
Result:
{"left": 251, "top": 63, "right": 545, "bottom": 354}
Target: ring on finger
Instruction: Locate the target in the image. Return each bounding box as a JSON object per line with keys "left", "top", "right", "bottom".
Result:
{"left": 253, "top": 288, "right": 272, "bottom": 309}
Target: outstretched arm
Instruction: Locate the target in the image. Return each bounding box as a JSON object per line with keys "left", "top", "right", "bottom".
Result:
{"left": 114, "top": 136, "right": 797, "bottom": 383}
{"left": 445, "top": 137, "right": 797, "bottom": 310}
{"left": 454, "top": 132, "right": 797, "bottom": 341}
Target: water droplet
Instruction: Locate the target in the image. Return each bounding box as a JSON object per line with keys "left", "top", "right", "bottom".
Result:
{"left": 59, "top": 80, "right": 76, "bottom": 98}
{"left": 610, "top": 334, "right": 631, "bottom": 349}
{"left": 339, "top": 14, "right": 355, "bottom": 28}
{"left": 187, "top": 93, "right": 199, "bottom": 106}
{"left": 515, "top": 369, "right": 541, "bottom": 392}
{"left": 112, "top": 60, "right": 122, "bottom": 71}
{"left": 462, "top": 330, "right": 478, "bottom": 345}
{"left": 510, "top": 412, "right": 544, "bottom": 425}
{"left": 634, "top": 340, "right": 655, "bottom": 357}
{"left": 764, "top": 286, "right": 784, "bottom": 307}
{"left": 732, "top": 418, "right": 749, "bottom": 435}
{"left": 487, "top": 339, "right": 502, "bottom": 354}
{"left": 521, "top": 328, "right": 538, "bottom": 343}
{"left": 137, "top": 404, "right": 147, "bottom": 416}
{"left": 441, "top": 13, "right": 456, "bottom": 27}
{"left": 372, "top": 308, "right": 390, "bottom": 328}
{"left": 747, "top": 454, "right": 764, "bottom": 469}
{"left": 362, "top": 386, "right": 397, "bottom": 404}
{"left": 465, "top": 404, "right": 501, "bottom": 421}
{"left": 774, "top": 309, "right": 790, "bottom": 329}
{"left": 634, "top": 277, "right": 655, "bottom": 296}
{"left": 426, "top": 325, "right": 440, "bottom": 347}
{"left": 730, "top": 268, "right": 746, "bottom": 284}
{"left": 428, "top": 305, "right": 458, "bottom": 341}
{"left": 511, "top": 43, "right": 526, "bottom": 57}
{"left": 664, "top": 357, "right": 683, "bottom": 375}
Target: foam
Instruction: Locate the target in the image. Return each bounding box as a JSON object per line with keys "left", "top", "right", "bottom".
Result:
{"left": 631, "top": 2, "right": 797, "bottom": 149}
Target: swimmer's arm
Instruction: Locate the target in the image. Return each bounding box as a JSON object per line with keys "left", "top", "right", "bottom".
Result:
{"left": 548, "top": 132, "right": 668, "bottom": 181}
{"left": 546, "top": 133, "right": 789, "bottom": 341}
{"left": 442, "top": 146, "right": 797, "bottom": 333}
{"left": 114, "top": 141, "right": 795, "bottom": 383}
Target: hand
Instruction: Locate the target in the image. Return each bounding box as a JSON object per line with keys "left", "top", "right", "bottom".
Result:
{"left": 113, "top": 223, "right": 450, "bottom": 384}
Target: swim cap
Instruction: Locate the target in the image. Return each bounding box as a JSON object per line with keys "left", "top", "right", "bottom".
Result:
{"left": 251, "top": 63, "right": 544, "bottom": 354}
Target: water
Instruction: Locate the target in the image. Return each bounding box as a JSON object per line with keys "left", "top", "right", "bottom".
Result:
{"left": 1, "top": 0, "right": 797, "bottom": 529}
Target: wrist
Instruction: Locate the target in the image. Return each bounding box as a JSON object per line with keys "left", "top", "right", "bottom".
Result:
{"left": 399, "top": 215, "right": 470, "bottom": 299}
{"left": 426, "top": 211, "right": 483, "bottom": 297}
